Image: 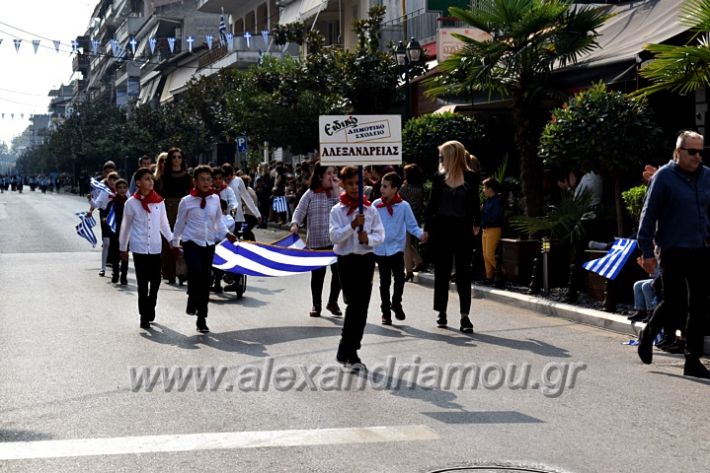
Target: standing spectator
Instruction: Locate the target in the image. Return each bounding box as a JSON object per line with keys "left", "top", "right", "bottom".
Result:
{"left": 240, "top": 175, "right": 259, "bottom": 241}
{"left": 480, "top": 177, "right": 504, "bottom": 283}
{"left": 399, "top": 163, "right": 426, "bottom": 280}
{"left": 223, "top": 163, "right": 261, "bottom": 231}
{"left": 156, "top": 147, "right": 192, "bottom": 285}
{"left": 254, "top": 164, "right": 273, "bottom": 228}
{"left": 636, "top": 130, "right": 710, "bottom": 379}
{"left": 290, "top": 162, "right": 343, "bottom": 317}
{"left": 424, "top": 140, "right": 480, "bottom": 333}
{"left": 272, "top": 165, "right": 289, "bottom": 224}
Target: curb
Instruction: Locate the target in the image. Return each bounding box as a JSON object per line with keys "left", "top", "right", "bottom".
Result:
{"left": 413, "top": 272, "right": 710, "bottom": 354}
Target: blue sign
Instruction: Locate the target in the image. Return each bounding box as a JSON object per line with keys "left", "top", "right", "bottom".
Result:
{"left": 236, "top": 136, "right": 248, "bottom": 153}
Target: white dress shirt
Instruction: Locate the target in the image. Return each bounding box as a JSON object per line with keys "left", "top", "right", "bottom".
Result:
{"left": 218, "top": 186, "right": 238, "bottom": 212}
{"left": 119, "top": 197, "right": 173, "bottom": 254}
{"left": 329, "top": 203, "right": 385, "bottom": 256}
{"left": 228, "top": 177, "right": 261, "bottom": 222}
{"left": 172, "top": 194, "right": 229, "bottom": 247}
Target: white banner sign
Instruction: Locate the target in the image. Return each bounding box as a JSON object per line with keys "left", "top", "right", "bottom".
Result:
{"left": 319, "top": 115, "right": 402, "bottom": 166}
{"left": 437, "top": 27, "right": 492, "bottom": 62}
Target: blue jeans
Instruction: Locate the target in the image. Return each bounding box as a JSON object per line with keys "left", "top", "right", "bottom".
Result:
{"left": 633, "top": 279, "right": 656, "bottom": 311}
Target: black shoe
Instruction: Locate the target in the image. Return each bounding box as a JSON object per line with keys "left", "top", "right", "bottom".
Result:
{"left": 663, "top": 341, "right": 685, "bottom": 354}
{"left": 627, "top": 310, "right": 647, "bottom": 323}
{"left": 99, "top": 270, "right": 105, "bottom": 277}
{"left": 404, "top": 272, "right": 414, "bottom": 282}
{"left": 684, "top": 357, "right": 710, "bottom": 379}
{"left": 186, "top": 303, "right": 196, "bottom": 316}
{"left": 196, "top": 317, "right": 209, "bottom": 333}
{"left": 336, "top": 344, "right": 350, "bottom": 365}
{"left": 656, "top": 334, "right": 676, "bottom": 349}
{"left": 436, "top": 312, "right": 447, "bottom": 328}
{"left": 309, "top": 306, "right": 321, "bottom": 317}
{"left": 140, "top": 322, "right": 150, "bottom": 329}
{"left": 381, "top": 315, "right": 392, "bottom": 325}
{"left": 167, "top": 278, "right": 176, "bottom": 285}
{"left": 223, "top": 283, "right": 238, "bottom": 292}
{"left": 460, "top": 315, "right": 474, "bottom": 334}
{"left": 348, "top": 354, "right": 367, "bottom": 373}
{"left": 210, "top": 284, "right": 223, "bottom": 294}
{"left": 148, "top": 312, "right": 155, "bottom": 322}
{"left": 111, "top": 274, "right": 119, "bottom": 283}
{"left": 178, "top": 275, "right": 186, "bottom": 286}
{"left": 637, "top": 326, "right": 653, "bottom": 365}
{"left": 393, "top": 306, "right": 406, "bottom": 321}
{"left": 326, "top": 303, "right": 342, "bottom": 316}
{"left": 120, "top": 278, "right": 128, "bottom": 286}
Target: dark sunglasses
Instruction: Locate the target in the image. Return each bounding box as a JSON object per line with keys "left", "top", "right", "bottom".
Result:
{"left": 681, "top": 147, "right": 703, "bottom": 156}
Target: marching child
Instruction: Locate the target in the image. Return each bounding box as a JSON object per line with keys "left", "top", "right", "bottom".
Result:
{"left": 108, "top": 178, "right": 129, "bottom": 285}
{"left": 172, "top": 165, "right": 236, "bottom": 333}
{"left": 372, "top": 172, "right": 427, "bottom": 325}
{"left": 481, "top": 177, "right": 504, "bottom": 283}
{"left": 119, "top": 168, "right": 173, "bottom": 329}
{"left": 329, "top": 166, "right": 385, "bottom": 370}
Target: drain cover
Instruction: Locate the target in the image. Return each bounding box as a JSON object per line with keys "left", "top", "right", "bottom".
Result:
{"left": 430, "top": 467, "right": 563, "bottom": 473}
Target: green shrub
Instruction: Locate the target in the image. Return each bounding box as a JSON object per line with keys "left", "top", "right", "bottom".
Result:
{"left": 621, "top": 185, "right": 647, "bottom": 224}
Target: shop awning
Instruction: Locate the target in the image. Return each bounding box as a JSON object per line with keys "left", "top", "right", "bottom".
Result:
{"left": 160, "top": 61, "right": 202, "bottom": 104}
{"left": 278, "top": 0, "right": 329, "bottom": 25}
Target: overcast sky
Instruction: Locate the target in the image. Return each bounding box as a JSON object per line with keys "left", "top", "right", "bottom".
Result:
{"left": 0, "top": 1, "right": 97, "bottom": 147}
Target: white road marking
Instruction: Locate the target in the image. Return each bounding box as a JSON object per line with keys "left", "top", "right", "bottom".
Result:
{"left": 0, "top": 425, "right": 439, "bottom": 460}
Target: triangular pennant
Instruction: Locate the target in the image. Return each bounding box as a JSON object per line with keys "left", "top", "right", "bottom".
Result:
{"left": 243, "top": 32, "right": 252, "bottom": 49}
{"left": 53, "top": 40, "right": 61, "bottom": 52}
{"left": 205, "top": 35, "right": 214, "bottom": 50}
{"left": 261, "top": 30, "right": 269, "bottom": 44}
{"left": 0, "top": 39, "right": 3, "bottom": 48}
{"left": 167, "top": 37, "right": 176, "bottom": 54}
{"left": 11, "top": 113, "right": 14, "bottom": 119}
{"left": 186, "top": 36, "right": 195, "bottom": 53}
{"left": 13, "top": 39, "right": 22, "bottom": 52}
{"left": 20, "top": 113, "right": 24, "bottom": 119}
{"left": 226, "top": 33, "right": 234, "bottom": 51}
{"left": 149, "top": 37, "right": 157, "bottom": 55}
{"left": 1, "top": 113, "right": 4, "bottom": 119}
{"left": 129, "top": 37, "right": 137, "bottom": 56}
{"left": 91, "top": 39, "right": 100, "bottom": 55}
{"left": 110, "top": 39, "right": 119, "bottom": 57}
{"left": 32, "top": 40, "right": 40, "bottom": 54}
{"left": 71, "top": 40, "right": 79, "bottom": 53}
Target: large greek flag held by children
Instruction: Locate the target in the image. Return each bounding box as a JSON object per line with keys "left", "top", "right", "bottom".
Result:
{"left": 213, "top": 234, "right": 336, "bottom": 277}
{"left": 75, "top": 212, "right": 98, "bottom": 247}
{"left": 582, "top": 238, "right": 637, "bottom": 280}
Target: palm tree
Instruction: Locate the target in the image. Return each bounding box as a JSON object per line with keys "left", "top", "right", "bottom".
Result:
{"left": 636, "top": 0, "right": 710, "bottom": 95}
{"left": 427, "top": 0, "right": 609, "bottom": 217}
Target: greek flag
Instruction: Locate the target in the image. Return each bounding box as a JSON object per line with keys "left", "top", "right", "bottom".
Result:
{"left": 582, "top": 238, "right": 637, "bottom": 280}
{"left": 213, "top": 234, "right": 336, "bottom": 277}
{"left": 90, "top": 177, "right": 115, "bottom": 210}
{"left": 272, "top": 196, "right": 288, "bottom": 213}
{"left": 219, "top": 10, "right": 228, "bottom": 45}
{"left": 75, "top": 212, "right": 98, "bottom": 247}
{"left": 106, "top": 205, "right": 117, "bottom": 233}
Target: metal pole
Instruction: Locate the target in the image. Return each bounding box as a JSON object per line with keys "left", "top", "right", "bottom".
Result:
{"left": 543, "top": 251, "right": 549, "bottom": 294}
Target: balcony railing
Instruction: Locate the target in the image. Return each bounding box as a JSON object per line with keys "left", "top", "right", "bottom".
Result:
{"left": 72, "top": 54, "right": 90, "bottom": 73}
{"left": 381, "top": 10, "right": 443, "bottom": 49}
{"left": 115, "top": 16, "right": 145, "bottom": 43}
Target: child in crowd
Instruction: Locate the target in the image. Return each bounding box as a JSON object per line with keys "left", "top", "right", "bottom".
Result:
{"left": 172, "top": 165, "right": 236, "bottom": 333}
{"left": 329, "top": 167, "right": 385, "bottom": 370}
{"left": 119, "top": 168, "right": 173, "bottom": 329}
{"left": 89, "top": 165, "right": 118, "bottom": 277}
{"left": 372, "top": 172, "right": 427, "bottom": 325}
{"left": 108, "top": 178, "right": 129, "bottom": 285}
{"left": 480, "top": 177, "right": 504, "bottom": 283}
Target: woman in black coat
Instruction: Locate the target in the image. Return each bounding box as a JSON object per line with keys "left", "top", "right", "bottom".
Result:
{"left": 424, "top": 140, "right": 481, "bottom": 333}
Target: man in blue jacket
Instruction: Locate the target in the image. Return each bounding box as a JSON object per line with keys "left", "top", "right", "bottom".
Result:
{"left": 637, "top": 130, "right": 710, "bottom": 379}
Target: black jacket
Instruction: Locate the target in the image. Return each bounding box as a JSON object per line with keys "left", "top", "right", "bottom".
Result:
{"left": 425, "top": 170, "right": 481, "bottom": 231}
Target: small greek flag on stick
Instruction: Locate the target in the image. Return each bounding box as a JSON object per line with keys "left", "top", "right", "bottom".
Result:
{"left": 107, "top": 205, "right": 117, "bottom": 233}
{"left": 213, "top": 234, "right": 335, "bottom": 277}
{"left": 75, "top": 212, "right": 98, "bottom": 247}
{"left": 582, "top": 238, "right": 637, "bottom": 280}
{"left": 272, "top": 196, "right": 288, "bottom": 213}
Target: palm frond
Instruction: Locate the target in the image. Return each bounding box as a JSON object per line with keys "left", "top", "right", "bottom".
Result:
{"left": 635, "top": 42, "right": 710, "bottom": 96}
{"left": 680, "top": 0, "right": 710, "bottom": 32}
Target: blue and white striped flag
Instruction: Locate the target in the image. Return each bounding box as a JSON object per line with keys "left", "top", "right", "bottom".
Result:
{"left": 90, "top": 177, "right": 115, "bottom": 210}
{"left": 106, "top": 205, "right": 117, "bottom": 233}
{"left": 75, "top": 212, "right": 98, "bottom": 247}
{"left": 218, "top": 9, "right": 228, "bottom": 46}
{"left": 213, "top": 234, "right": 335, "bottom": 277}
{"left": 582, "top": 238, "right": 637, "bottom": 280}
{"left": 272, "top": 196, "right": 288, "bottom": 213}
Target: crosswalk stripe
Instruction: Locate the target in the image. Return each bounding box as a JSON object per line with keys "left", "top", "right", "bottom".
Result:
{"left": 0, "top": 425, "right": 439, "bottom": 460}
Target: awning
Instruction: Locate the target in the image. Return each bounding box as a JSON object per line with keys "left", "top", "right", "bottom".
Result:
{"left": 138, "top": 76, "right": 162, "bottom": 105}
{"left": 278, "top": 0, "right": 329, "bottom": 25}
{"left": 557, "top": 0, "right": 688, "bottom": 84}
{"left": 160, "top": 60, "right": 202, "bottom": 104}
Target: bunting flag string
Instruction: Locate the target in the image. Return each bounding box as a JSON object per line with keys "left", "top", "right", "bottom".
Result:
{"left": 31, "top": 39, "right": 40, "bottom": 54}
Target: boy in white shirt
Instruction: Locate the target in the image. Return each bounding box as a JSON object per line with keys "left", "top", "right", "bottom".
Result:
{"left": 329, "top": 166, "right": 385, "bottom": 371}
{"left": 119, "top": 168, "right": 173, "bottom": 330}
{"left": 172, "top": 165, "right": 236, "bottom": 333}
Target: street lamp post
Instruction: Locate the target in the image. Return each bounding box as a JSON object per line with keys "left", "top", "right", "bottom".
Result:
{"left": 393, "top": 37, "right": 423, "bottom": 122}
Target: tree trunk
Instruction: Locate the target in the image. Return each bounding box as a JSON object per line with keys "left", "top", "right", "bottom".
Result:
{"left": 614, "top": 175, "right": 625, "bottom": 237}
{"left": 511, "top": 89, "right": 543, "bottom": 217}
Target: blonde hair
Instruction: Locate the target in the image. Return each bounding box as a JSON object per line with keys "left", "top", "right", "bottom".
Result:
{"left": 438, "top": 140, "right": 473, "bottom": 187}
{"left": 153, "top": 152, "right": 168, "bottom": 181}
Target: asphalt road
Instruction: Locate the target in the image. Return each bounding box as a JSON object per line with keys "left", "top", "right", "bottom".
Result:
{"left": 1, "top": 189, "right": 708, "bottom": 473}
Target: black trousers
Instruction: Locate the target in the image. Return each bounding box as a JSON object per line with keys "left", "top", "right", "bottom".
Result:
{"left": 376, "top": 252, "right": 405, "bottom": 314}
{"left": 133, "top": 253, "right": 162, "bottom": 323}
{"left": 109, "top": 234, "right": 127, "bottom": 279}
{"left": 646, "top": 248, "right": 709, "bottom": 358}
{"left": 310, "top": 246, "right": 341, "bottom": 308}
{"left": 433, "top": 217, "right": 473, "bottom": 316}
{"left": 183, "top": 241, "right": 216, "bottom": 318}
{"left": 338, "top": 253, "right": 375, "bottom": 355}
